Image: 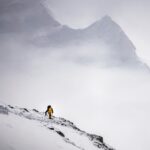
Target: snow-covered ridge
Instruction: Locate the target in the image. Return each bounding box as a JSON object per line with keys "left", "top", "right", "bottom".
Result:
{"left": 0, "top": 104, "right": 114, "bottom": 150}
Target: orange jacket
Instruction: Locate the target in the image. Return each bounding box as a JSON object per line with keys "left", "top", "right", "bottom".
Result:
{"left": 48, "top": 107, "right": 53, "bottom": 114}
{"left": 45, "top": 107, "right": 54, "bottom": 116}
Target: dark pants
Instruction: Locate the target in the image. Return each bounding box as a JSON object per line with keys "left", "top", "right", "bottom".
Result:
{"left": 48, "top": 113, "right": 52, "bottom": 119}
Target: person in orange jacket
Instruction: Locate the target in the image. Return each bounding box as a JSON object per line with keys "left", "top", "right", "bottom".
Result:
{"left": 45, "top": 105, "right": 54, "bottom": 119}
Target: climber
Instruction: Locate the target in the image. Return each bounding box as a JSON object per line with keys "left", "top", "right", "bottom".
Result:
{"left": 45, "top": 105, "right": 54, "bottom": 119}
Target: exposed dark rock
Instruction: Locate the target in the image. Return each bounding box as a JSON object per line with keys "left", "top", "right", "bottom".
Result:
{"left": 20, "top": 108, "right": 29, "bottom": 112}
{"left": 32, "top": 109, "right": 39, "bottom": 113}
{"left": 56, "top": 131, "right": 65, "bottom": 137}
{"left": 88, "top": 134, "right": 103, "bottom": 143}
{"left": 61, "top": 123, "right": 66, "bottom": 126}
{"left": 48, "top": 127, "right": 54, "bottom": 130}
{"left": 0, "top": 105, "right": 9, "bottom": 115}
{"left": 8, "top": 105, "right": 14, "bottom": 109}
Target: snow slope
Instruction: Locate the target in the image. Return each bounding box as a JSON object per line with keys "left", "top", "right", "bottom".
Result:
{"left": 0, "top": 104, "right": 114, "bottom": 150}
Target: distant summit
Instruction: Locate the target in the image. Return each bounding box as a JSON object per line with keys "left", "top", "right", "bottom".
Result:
{"left": 83, "top": 15, "right": 140, "bottom": 66}
{"left": 0, "top": 0, "right": 148, "bottom": 69}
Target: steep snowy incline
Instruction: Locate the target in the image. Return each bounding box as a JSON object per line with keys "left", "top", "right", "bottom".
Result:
{"left": 0, "top": 112, "right": 79, "bottom": 150}
{"left": 0, "top": 104, "right": 114, "bottom": 150}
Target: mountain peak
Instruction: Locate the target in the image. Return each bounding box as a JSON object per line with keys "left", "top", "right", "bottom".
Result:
{"left": 100, "top": 15, "right": 113, "bottom": 22}
{"left": 82, "top": 15, "right": 142, "bottom": 66}
{"left": 86, "top": 15, "right": 122, "bottom": 34}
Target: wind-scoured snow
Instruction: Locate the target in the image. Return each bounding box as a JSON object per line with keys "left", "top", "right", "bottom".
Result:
{"left": 0, "top": 103, "right": 114, "bottom": 150}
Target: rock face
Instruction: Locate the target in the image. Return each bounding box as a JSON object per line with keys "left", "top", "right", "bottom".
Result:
{"left": 0, "top": 105, "right": 8, "bottom": 115}
{"left": 0, "top": 0, "right": 60, "bottom": 33}
{"left": 0, "top": 104, "right": 114, "bottom": 150}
